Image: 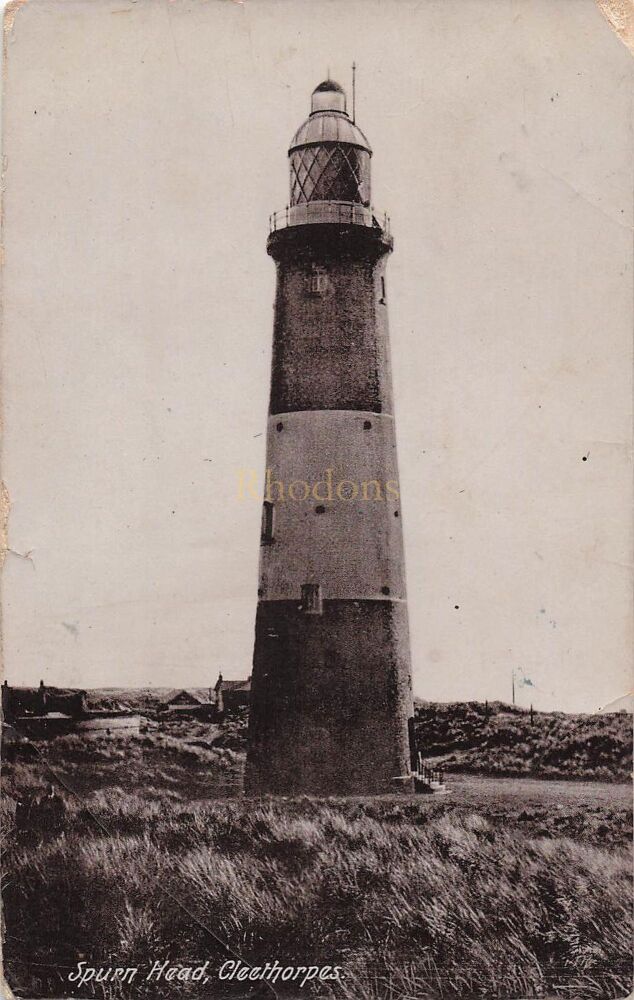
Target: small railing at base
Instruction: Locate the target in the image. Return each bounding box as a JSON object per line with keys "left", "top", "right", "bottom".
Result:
{"left": 415, "top": 753, "right": 445, "bottom": 786}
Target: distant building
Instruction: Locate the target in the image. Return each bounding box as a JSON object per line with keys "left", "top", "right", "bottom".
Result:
{"left": 2, "top": 680, "right": 142, "bottom": 739}
{"left": 2, "top": 679, "right": 86, "bottom": 722}
{"left": 161, "top": 689, "right": 216, "bottom": 719}
{"left": 214, "top": 674, "right": 251, "bottom": 715}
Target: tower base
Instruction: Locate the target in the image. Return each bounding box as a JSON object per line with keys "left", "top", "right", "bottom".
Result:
{"left": 245, "top": 599, "right": 414, "bottom": 796}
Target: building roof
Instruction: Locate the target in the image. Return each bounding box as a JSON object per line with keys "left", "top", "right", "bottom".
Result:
{"left": 4, "top": 685, "right": 85, "bottom": 720}
{"left": 6, "top": 685, "right": 85, "bottom": 700}
{"left": 219, "top": 678, "right": 251, "bottom": 692}
{"left": 164, "top": 688, "right": 214, "bottom": 705}
{"left": 165, "top": 689, "right": 202, "bottom": 705}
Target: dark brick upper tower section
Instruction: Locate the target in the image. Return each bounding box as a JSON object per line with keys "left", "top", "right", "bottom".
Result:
{"left": 245, "top": 80, "right": 414, "bottom": 796}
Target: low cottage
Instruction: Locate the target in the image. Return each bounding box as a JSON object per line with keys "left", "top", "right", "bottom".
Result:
{"left": 161, "top": 689, "right": 216, "bottom": 720}
{"left": 214, "top": 674, "right": 251, "bottom": 715}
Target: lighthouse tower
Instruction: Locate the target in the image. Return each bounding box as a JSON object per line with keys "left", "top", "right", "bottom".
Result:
{"left": 245, "top": 79, "right": 415, "bottom": 795}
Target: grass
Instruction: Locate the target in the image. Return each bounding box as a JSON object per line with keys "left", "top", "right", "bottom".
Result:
{"left": 9, "top": 688, "right": 631, "bottom": 781}
{"left": 1, "top": 729, "right": 632, "bottom": 1000}
{"left": 90, "top": 694, "right": 634, "bottom": 783}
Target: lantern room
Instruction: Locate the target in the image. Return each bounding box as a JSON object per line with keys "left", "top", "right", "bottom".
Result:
{"left": 288, "top": 80, "right": 372, "bottom": 208}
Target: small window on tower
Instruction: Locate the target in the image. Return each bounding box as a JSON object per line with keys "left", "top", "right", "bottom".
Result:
{"left": 261, "top": 501, "right": 275, "bottom": 545}
{"left": 301, "top": 583, "right": 322, "bottom": 614}
{"left": 379, "top": 276, "right": 387, "bottom": 304}
{"left": 304, "top": 267, "right": 330, "bottom": 297}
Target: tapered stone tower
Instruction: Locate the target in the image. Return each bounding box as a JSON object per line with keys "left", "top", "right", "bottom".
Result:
{"left": 245, "top": 79, "right": 414, "bottom": 795}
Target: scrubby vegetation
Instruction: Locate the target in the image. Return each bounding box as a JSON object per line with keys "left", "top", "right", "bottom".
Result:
{"left": 2, "top": 731, "right": 632, "bottom": 1000}
{"left": 101, "top": 692, "right": 633, "bottom": 784}
{"left": 2, "top": 728, "right": 244, "bottom": 801}
{"left": 414, "top": 702, "right": 632, "bottom": 782}
{"left": 2, "top": 700, "right": 631, "bottom": 998}
{"left": 2, "top": 784, "right": 631, "bottom": 1000}
{"left": 19, "top": 687, "right": 632, "bottom": 783}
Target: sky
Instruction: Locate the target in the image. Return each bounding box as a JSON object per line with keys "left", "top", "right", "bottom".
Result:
{"left": 2, "top": 0, "right": 632, "bottom": 711}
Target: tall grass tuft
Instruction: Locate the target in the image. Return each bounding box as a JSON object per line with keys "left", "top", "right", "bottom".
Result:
{"left": 3, "top": 790, "right": 631, "bottom": 999}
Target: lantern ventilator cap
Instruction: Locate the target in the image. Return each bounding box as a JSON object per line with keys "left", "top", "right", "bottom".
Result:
{"left": 311, "top": 79, "right": 346, "bottom": 114}
{"left": 289, "top": 79, "right": 371, "bottom": 154}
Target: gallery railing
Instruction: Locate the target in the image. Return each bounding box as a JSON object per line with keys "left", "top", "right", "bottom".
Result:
{"left": 269, "top": 200, "right": 390, "bottom": 236}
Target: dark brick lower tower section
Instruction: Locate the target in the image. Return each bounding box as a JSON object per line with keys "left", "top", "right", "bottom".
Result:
{"left": 248, "top": 601, "right": 412, "bottom": 795}
{"left": 245, "top": 216, "right": 415, "bottom": 796}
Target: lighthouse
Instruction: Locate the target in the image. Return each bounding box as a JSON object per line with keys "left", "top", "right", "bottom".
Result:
{"left": 245, "top": 79, "right": 415, "bottom": 795}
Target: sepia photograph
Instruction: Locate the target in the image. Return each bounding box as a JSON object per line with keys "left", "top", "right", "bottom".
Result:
{"left": 1, "top": 1, "right": 632, "bottom": 998}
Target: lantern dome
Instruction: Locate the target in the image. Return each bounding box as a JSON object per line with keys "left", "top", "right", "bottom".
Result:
{"left": 311, "top": 79, "right": 346, "bottom": 114}
{"left": 288, "top": 80, "right": 372, "bottom": 208}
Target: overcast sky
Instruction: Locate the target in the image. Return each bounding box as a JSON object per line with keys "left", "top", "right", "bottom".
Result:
{"left": 2, "top": 0, "right": 632, "bottom": 711}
